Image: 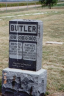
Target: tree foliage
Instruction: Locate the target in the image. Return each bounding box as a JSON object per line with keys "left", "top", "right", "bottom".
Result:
{"left": 39, "top": 0, "right": 58, "bottom": 9}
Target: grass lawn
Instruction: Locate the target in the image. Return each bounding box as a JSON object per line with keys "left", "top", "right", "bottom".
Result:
{"left": 0, "top": 6, "right": 64, "bottom": 96}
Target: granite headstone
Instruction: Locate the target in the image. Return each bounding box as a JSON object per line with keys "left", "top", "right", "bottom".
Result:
{"left": 2, "top": 19, "right": 47, "bottom": 96}
{"left": 9, "top": 19, "right": 43, "bottom": 71}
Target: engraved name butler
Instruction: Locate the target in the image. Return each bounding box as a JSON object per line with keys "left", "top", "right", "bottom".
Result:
{"left": 9, "top": 20, "right": 38, "bottom": 71}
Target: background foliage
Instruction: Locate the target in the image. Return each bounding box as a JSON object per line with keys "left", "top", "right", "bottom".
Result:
{"left": 39, "top": 0, "right": 58, "bottom": 8}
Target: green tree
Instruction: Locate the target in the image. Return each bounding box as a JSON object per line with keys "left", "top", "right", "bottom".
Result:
{"left": 39, "top": 0, "right": 58, "bottom": 9}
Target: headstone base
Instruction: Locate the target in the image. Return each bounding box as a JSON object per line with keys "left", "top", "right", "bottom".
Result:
{"left": 2, "top": 68, "right": 47, "bottom": 96}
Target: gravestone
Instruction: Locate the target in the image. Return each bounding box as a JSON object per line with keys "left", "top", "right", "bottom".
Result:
{"left": 2, "top": 19, "right": 47, "bottom": 96}
{"left": 9, "top": 19, "right": 43, "bottom": 71}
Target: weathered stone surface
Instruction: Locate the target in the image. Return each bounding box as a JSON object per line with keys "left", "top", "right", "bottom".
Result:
{"left": 9, "top": 19, "right": 43, "bottom": 71}
{"left": 2, "top": 68, "right": 47, "bottom": 96}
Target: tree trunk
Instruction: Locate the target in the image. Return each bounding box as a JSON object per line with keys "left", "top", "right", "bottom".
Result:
{"left": 49, "top": 3, "right": 51, "bottom": 9}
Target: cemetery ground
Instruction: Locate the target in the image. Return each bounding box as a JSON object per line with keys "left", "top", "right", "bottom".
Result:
{"left": 0, "top": 7, "right": 64, "bottom": 96}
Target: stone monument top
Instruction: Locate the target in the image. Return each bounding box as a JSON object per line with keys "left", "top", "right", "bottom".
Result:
{"left": 9, "top": 19, "right": 43, "bottom": 71}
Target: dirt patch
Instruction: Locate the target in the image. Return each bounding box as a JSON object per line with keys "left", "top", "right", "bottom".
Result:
{"left": 0, "top": 5, "right": 41, "bottom": 11}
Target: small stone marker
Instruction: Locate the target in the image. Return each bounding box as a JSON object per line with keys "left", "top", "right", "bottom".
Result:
{"left": 46, "top": 41, "right": 63, "bottom": 45}
{"left": 9, "top": 19, "right": 43, "bottom": 71}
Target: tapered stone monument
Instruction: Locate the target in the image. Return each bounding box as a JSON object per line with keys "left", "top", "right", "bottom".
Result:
{"left": 2, "top": 19, "right": 47, "bottom": 96}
